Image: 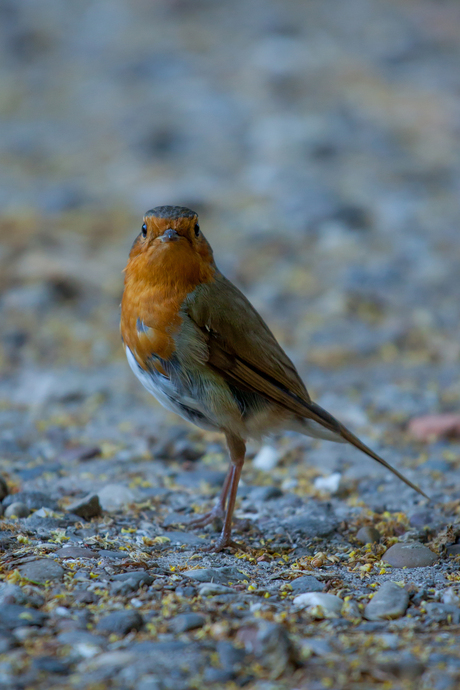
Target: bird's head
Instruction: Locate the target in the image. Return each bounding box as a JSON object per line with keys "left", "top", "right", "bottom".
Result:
{"left": 125, "top": 206, "right": 215, "bottom": 286}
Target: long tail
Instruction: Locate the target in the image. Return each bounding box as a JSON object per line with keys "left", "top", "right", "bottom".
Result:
{"left": 308, "top": 401, "right": 429, "bottom": 500}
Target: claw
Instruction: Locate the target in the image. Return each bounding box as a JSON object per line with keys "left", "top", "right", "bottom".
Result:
{"left": 186, "top": 506, "right": 224, "bottom": 528}
{"left": 203, "top": 537, "right": 246, "bottom": 553}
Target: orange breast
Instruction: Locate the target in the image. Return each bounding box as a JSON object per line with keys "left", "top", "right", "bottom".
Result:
{"left": 121, "top": 238, "right": 215, "bottom": 370}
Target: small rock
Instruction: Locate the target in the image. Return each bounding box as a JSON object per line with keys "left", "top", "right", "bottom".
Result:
{"left": 111, "top": 571, "right": 154, "bottom": 595}
{"left": 356, "top": 526, "right": 381, "bottom": 544}
{"left": 238, "top": 622, "right": 297, "bottom": 678}
{"left": 67, "top": 494, "right": 102, "bottom": 520}
{"left": 98, "top": 549, "right": 128, "bottom": 559}
{"left": 341, "top": 599, "right": 361, "bottom": 619}
{"left": 0, "top": 604, "right": 47, "bottom": 629}
{"left": 383, "top": 542, "right": 437, "bottom": 568}
{"left": 198, "top": 583, "right": 234, "bottom": 596}
{"left": 4, "top": 502, "right": 30, "bottom": 518}
{"left": 183, "top": 567, "right": 246, "bottom": 585}
{"left": 55, "top": 547, "right": 98, "bottom": 559}
{"left": 18, "top": 559, "right": 64, "bottom": 583}
{"left": 3, "top": 491, "right": 56, "bottom": 511}
{"left": 175, "top": 585, "right": 197, "bottom": 598}
{"left": 290, "top": 575, "right": 324, "bottom": 594}
{"left": 32, "top": 657, "right": 70, "bottom": 674}
{"left": 250, "top": 486, "right": 283, "bottom": 501}
{"left": 60, "top": 445, "right": 101, "bottom": 463}
{"left": 293, "top": 592, "right": 343, "bottom": 618}
{"left": 424, "top": 602, "right": 460, "bottom": 624}
{"left": 203, "top": 668, "right": 234, "bottom": 683}
{"left": 446, "top": 544, "right": 460, "bottom": 557}
{"left": 283, "top": 507, "right": 338, "bottom": 538}
{"left": 97, "top": 484, "right": 136, "bottom": 511}
{"left": 364, "top": 582, "right": 409, "bottom": 621}
{"left": 409, "top": 511, "right": 441, "bottom": 529}
{"left": 252, "top": 445, "right": 281, "bottom": 471}
{"left": 170, "top": 613, "right": 205, "bottom": 633}
{"left": 408, "top": 414, "right": 460, "bottom": 441}
{"left": 217, "top": 640, "right": 246, "bottom": 669}
{"left": 313, "top": 472, "right": 341, "bottom": 493}
{"left": 0, "top": 476, "right": 8, "bottom": 501}
{"left": 378, "top": 653, "right": 425, "bottom": 680}
{"left": 96, "top": 610, "right": 144, "bottom": 635}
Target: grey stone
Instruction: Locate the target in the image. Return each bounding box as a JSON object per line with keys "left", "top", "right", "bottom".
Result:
{"left": 97, "top": 484, "right": 136, "bottom": 511}
{"left": 174, "top": 470, "right": 226, "bottom": 488}
{"left": 217, "top": 640, "right": 246, "bottom": 669}
{"left": 364, "top": 582, "right": 409, "bottom": 621}
{"left": 0, "top": 583, "right": 43, "bottom": 608}
{"left": 250, "top": 486, "right": 283, "bottom": 501}
{"left": 290, "top": 575, "right": 324, "bottom": 594}
{"left": 183, "top": 567, "right": 246, "bottom": 585}
{"left": 203, "top": 668, "right": 234, "bottom": 683}
{"left": 446, "top": 544, "right": 460, "bottom": 557}
{"left": 3, "top": 492, "right": 57, "bottom": 511}
{"left": 111, "top": 571, "right": 154, "bottom": 594}
{"left": 169, "top": 613, "right": 205, "bottom": 633}
{"left": 18, "top": 559, "right": 64, "bottom": 583}
{"left": 67, "top": 493, "right": 102, "bottom": 520}
{"left": 283, "top": 507, "right": 338, "bottom": 538}
{"left": 356, "top": 526, "right": 381, "bottom": 544}
{"left": 425, "top": 602, "right": 460, "bottom": 625}
{"left": 98, "top": 549, "right": 128, "bottom": 559}
{"left": 161, "top": 531, "right": 203, "bottom": 545}
{"left": 4, "top": 502, "right": 29, "bottom": 518}
{"left": 54, "top": 547, "right": 98, "bottom": 559}
{"left": 175, "top": 586, "right": 197, "bottom": 598}
{"left": 0, "top": 604, "right": 47, "bottom": 629}
{"left": 198, "top": 583, "right": 234, "bottom": 596}
{"left": 96, "top": 610, "right": 144, "bottom": 635}
{"left": 32, "top": 656, "right": 70, "bottom": 674}
{"left": 239, "top": 622, "right": 297, "bottom": 678}
{"left": 383, "top": 542, "right": 437, "bottom": 568}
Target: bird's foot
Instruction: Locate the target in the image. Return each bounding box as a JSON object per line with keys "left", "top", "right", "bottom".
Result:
{"left": 187, "top": 505, "right": 224, "bottom": 528}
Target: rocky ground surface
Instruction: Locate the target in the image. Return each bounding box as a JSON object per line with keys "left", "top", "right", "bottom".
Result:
{"left": 1, "top": 1, "right": 460, "bottom": 689}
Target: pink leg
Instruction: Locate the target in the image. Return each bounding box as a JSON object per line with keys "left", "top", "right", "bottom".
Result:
{"left": 207, "top": 434, "right": 246, "bottom": 552}
{"left": 187, "top": 465, "right": 233, "bottom": 528}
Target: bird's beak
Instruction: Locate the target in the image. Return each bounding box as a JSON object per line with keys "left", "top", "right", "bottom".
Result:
{"left": 160, "top": 228, "right": 180, "bottom": 242}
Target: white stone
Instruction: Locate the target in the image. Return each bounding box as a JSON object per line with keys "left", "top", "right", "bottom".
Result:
{"left": 252, "top": 445, "right": 280, "bottom": 471}
{"left": 313, "top": 472, "right": 341, "bottom": 493}
{"left": 293, "top": 592, "right": 343, "bottom": 618}
{"left": 97, "top": 484, "right": 136, "bottom": 511}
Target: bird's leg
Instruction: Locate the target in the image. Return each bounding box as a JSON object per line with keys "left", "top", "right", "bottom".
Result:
{"left": 208, "top": 434, "right": 246, "bottom": 552}
{"left": 186, "top": 464, "right": 233, "bottom": 528}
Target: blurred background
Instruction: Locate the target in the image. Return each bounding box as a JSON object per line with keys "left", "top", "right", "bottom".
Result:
{"left": 0, "top": 0, "right": 459, "bottom": 488}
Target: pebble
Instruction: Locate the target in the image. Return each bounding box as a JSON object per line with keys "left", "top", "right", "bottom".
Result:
{"left": 198, "top": 583, "right": 234, "bottom": 596}
{"left": 424, "top": 602, "right": 460, "bottom": 624}
{"left": 238, "top": 622, "right": 297, "bottom": 677}
{"left": 96, "top": 610, "right": 144, "bottom": 635}
{"left": 54, "top": 547, "right": 98, "bottom": 559}
{"left": 0, "top": 604, "right": 47, "bottom": 629}
{"left": 356, "top": 526, "right": 381, "bottom": 544}
{"left": 3, "top": 491, "right": 57, "bottom": 511}
{"left": 183, "top": 567, "right": 246, "bottom": 585}
{"left": 290, "top": 575, "right": 324, "bottom": 594}
{"left": 283, "top": 507, "right": 338, "bottom": 538}
{"left": 4, "top": 502, "right": 29, "bottom": 518}
{"left": 169, "top": 613, "right": 205, "bottom": 633}
{"left": 446, "top": 544, "right": 460, "bottom": 557}
{"left": 252, "top": 445, "right": 280, "bottom": 471}
{"left": 249, "top": 485, "right": 283, "bottom": 501}
{"left": 364, "top": 582, "right": 410, "bottom": 621}
{"left": 32, "top": 656, "right": 70, "bottom": 674}
{"left": 97, "top": 484, "right": 136, "bottom": 511}
{"left": 18, "top": 559, "right": 64, "bottom": 583}
{"left": 313, "top": 472, "right": 341, "bottom": 493}
{"left": 383, "top": 542, "right": 438, "bottom": 568}
{"left": 293, "top": 592, "right": 343, "bottom": 618}
{"left": 98, "top": 549, "right": 128, "bottom": 559}
{"left": 67, "top": 493, "right": 102, "bottom": 520}
{"left": 111, "top": 571, "right": 154, "bottom": 595}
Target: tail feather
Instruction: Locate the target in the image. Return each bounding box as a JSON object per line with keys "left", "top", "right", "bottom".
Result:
{"left": 307, "top": 402, "right": 429, "bottom": 500}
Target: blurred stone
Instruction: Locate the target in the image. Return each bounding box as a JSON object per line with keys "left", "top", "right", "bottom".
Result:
{"left": 408, "top": 415, "right": 460, "bottom": 441}
{"left": 4, "top": 502, "right": 29, "bottom": 518}
{"left": 96, "top": 611, "right": 144, "bottom": 635}
{"left": 54, "top": 547, "right": 98, "bottom": 559}
{"left": 356, "top": 526, "right": 381, "bottom": 544}
{"left": 252, "top": 446, "right": 280, "bottom": 471}
{"left": 97, "top": 484, "right": 136, "bottom": 511}
{"left": 3, "top": 492, "right": 56, "bottom": 511}
{"left": 383, "top": 543, "right": 437, "bottom": 568}
{"left": 364, "top": 582, "right": 409, "bottom": 621}
{"left": 293, "top": 593, "right": 343, "bottom": 618}
{"left": 169, "top": 613, "right": 205, "bottom": 633}
{"left": 67, "top": 493, "right": 102, "bottom": 520}
{"left": 18, "top": 559, "right": 64, "bottom": 583}
{"left": 283, "top": 507, "right": 338, "bottom": 538}
{"left": 290, "top": 575, "right": 324, "bottom": 594}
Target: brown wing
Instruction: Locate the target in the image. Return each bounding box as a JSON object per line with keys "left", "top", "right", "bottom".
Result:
{"left": 186, "top": 271, "right": 428, "bottom": 499}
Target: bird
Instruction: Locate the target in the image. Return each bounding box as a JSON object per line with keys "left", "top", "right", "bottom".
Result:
{"left": 120, "top": 205, "right": 427, "bottom": 551}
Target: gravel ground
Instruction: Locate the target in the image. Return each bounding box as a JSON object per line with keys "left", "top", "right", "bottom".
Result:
{"left": 1, "top": 1, "right": 460, "bottom": 689}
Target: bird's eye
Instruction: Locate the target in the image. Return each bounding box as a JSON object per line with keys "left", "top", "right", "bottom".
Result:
{"left": 141, "top": 223, "right": 147, "bottom": 238}
{"left": 194, "top": 223, "right": 200, "bottom": 238}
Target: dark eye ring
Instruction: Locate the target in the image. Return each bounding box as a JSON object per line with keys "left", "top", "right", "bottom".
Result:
{"left": 194, "top": 223, "right": 200, "bottom": 237}
{"left": 141, "top": 223, "right": 147, "bottom": 238}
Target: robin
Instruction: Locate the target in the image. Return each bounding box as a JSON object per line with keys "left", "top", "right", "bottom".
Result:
{"left": 121, "top": 206, "right": 427, "bottom": 551}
